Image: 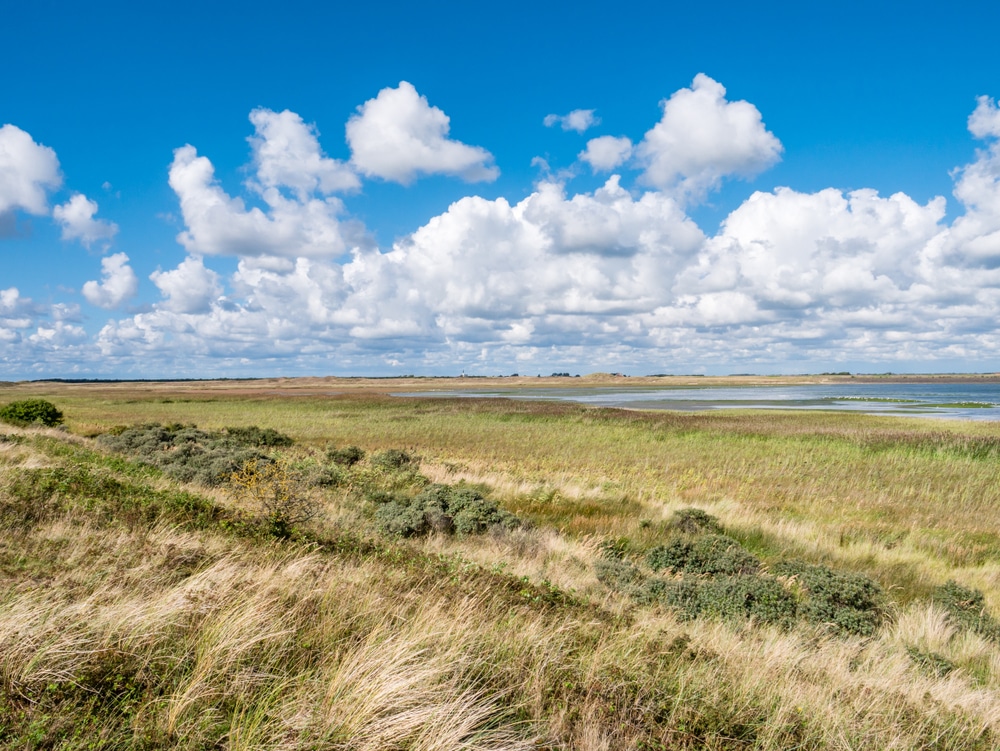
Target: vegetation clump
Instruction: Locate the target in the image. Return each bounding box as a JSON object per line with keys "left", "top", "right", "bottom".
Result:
{"left": 770, "top": 561, "right": 887, "bottom": 636}
{"left": 374, "top": 483, "right": 520, "bottom": 538}
{"left": 647, "top": 533, "right": 761, "bottom": 576}
{"left": 669, "top": 506, "right": 723, "bottom": 534}
{"left": 230, "top": 457, "right": 318, "bottom": 538}
{"left": 97, "top": 422, "right": 293, "bottom": 486}
{"left": 931, "top": 580, "right": 1000, "bottom": 641}
{"left": 370, "top": 448, "right": 416, "bottom": 470}
{"left": 602, "top": 519, "right": 885, "bottom": 635}
{"left": 0, "top": 398, "right": 64, "bottom": 427}
{"left": 326, "top": 444, "right": 365, "bottom": 466}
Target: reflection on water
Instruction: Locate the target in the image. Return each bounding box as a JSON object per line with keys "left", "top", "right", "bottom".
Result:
{"left": 395, "top": 382, "right": 1000, "bottom": 421}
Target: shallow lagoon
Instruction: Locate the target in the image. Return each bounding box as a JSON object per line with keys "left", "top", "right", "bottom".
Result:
{"left": 397, "top": 381, "right": 1000, "bottom": 420}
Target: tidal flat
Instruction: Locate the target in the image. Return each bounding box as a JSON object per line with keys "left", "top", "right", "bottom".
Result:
{"left": 2, "top": 375, "right": 1000, "bottom": 748}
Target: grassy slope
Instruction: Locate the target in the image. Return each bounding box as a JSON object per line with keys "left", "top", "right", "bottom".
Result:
{"left": 2, "top": 381, "right": 1000, "bottom": 748}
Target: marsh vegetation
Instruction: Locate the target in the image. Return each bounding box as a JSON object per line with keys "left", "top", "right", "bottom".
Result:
{"left": 2, "top": 377, "right": 1000, "bottom": 748}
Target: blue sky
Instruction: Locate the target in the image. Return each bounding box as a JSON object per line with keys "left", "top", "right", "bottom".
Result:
{"left": 3, "top": 0, "right": 1000, "bottom": 378}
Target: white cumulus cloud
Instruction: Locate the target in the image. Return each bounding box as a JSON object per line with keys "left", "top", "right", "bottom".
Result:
{"left": 168, "top": 143, "right": 358, "bottom": 259}
{"left": 22, "top": 87, "right": 1000, "bottom": 376}
{"left": 636, "top": 73, "right": 783, "bottom": 200}
{"left": 346, "top": 81, "right": 498, "bottom": 184}
{"left": 544, "top": 109, "right": 599, "bottom": 133}
{"left": 0, "top": 124, "right": 62, "bottom": 217}
{"left": 579, "top": 135, "right": 633, "bottom": 171}
{"left": 150, "top": 255, "right": 222, "bottom": 314}
{"left": 53, "top": 193, "right": 118, "bottom": 247}
{"left": 82, "top": 252, "right": 138, "bottom": 309}
{"left": 247, "top": 108, "right": 359, "bottom": 198}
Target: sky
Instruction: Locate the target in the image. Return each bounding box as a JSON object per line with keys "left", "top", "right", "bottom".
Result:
{"left": 3, "top": 0, "right": 1000, "bottom": 379}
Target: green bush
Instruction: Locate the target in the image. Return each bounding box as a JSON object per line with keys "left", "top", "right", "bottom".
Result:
{"left": 97, "top": 423, "right": 274, "bottom": 486}
{"left": 371, "top": 448, "right": 416, "bottom": 470}
{"left": 697, "top": 576, "right": 798, "bottom": 628}
{"left": 670, "top": 507, "right": 723, "bottom": 534}
{"left": 0, "top": 399, "right": 64, "bottom": 427}
{"left": 773, "top": 561, "right": 886, "bottom": 636}
{"left": 594, "top": 558, "right": 645, "bottom": 592}
{"left": 223, "top": 426, "right": 294, "bottom": 447}
{"left": 931, "top": 580, "right": 1000, "bottom": 641}
{"left": 647, "top": 534, "right": 759, "bottom": 576}
{"left": 906, "top": 646, "right": 956, "bottom": 677}
{"left": 373, "top": 483, "right": 520, "bottom": 538}
{"left": 647, "top": 537, "right": 691, "bottom": 572}
{"left": 689, "top": 535, "right": 761, "bottom": 576}
{"left": 327, "top": 444, "right": 365, "bottom": 466}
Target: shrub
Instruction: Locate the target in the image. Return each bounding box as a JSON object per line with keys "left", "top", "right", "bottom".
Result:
{"left": 223, "top": 426, "right": 294, "bottom": 447}
{"left": 327, "top": 444, "right": 365, "bottom": 466}
{"left": 647, "top": 537, "right": 692, "bottom": 572}
{"left": 931, "top": 580, "right": 1000, "bottom": 641}
{"left": 0, "top": 399, "right": 64, "bottom": 427}
{"left": 230, "top": 458, "right": 319, "bottom": 538}
{"left": 375, "top": 499, "right": 428, "bottom": 537}
{"left": 906, "top": 646, "right": 956, "bottom": 677}
{"left": 371, "top": 448, "right": 416, "bottom": 470}
{"left": 773, "top": 561, "right": 886, "bottom": 636}
{"left": 647, "top": 534, "right": 759, "bottom": 576}
{"left": 594, "top": 558, "right": 645, "bottom": 592}
{"left": 657, "top": 577, "right": 705, "bottom": 620}
{"left": 97, "top": 423, "right": 276, "bottom": 486}
{"left": 446, "top": 486, "right": 519, "bottom": 534}
{"left": 374, "top": 483, "right": 520, "bottom": 538}
{"left": 689, "top": 534, "right": 761, "bottom": 576}
{"left": 697, "top": 576, "right": 797, "bottom": 628}
{"left": 670, "top": 507, "right": 723, "bottom": 534}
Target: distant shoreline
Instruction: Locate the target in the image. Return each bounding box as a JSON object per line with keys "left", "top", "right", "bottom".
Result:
{"left": 5, "top": 372, "right": 1000, "bottom": 390}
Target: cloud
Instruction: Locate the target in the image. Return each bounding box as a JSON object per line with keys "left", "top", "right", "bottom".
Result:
{"left": 346, "top": 81, "right": 498, "bottom": 184}
{"left": 247, "top": 108, "right": 359, "bottom": 198}
{"left": 53, "top": 193, "right": 118, "bottom": 247}
{"left": 168, "top": 143, "right": 360, "bottom": 259}
{"left": 579, "top": 135, "right": 633, "bottom": 171}
{"left": 636, "top": 74, "right": 782, "bottom": 200}
{"left": 0, "top": 124, "right": 62, "bottom": 217}
{"left": 0, "top": 287, "right": 87, "bottom": 372}
{"left": 82, "top": 252, "right": 138, "bottom": 309}
{"left": 149, "top": 255, "right": 222, "bottom": 313}
{"left": 19, "top": 86, "right": 1000, "bottom": 376}
{"left": 102, "top": 175, "right": 704, "bottom": 365}
{"left": 544, "top": 109, "right": 599, "bottom": 133}
{"left": 968, "top": 96, "right": 1000, "bottom": 140}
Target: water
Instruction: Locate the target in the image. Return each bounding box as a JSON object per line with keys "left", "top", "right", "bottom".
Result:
{"left": 395, "top": 381, "right": 1000, "bottom": 421}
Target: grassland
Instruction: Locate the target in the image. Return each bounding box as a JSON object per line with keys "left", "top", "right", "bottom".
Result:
{"left": 2, "top": 377, "right": 1000, "bottom": 749}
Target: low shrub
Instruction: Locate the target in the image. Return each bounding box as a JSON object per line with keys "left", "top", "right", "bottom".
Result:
{"left": 906, "top": 646, "right": 956, "bottom": 677}
{"left": 230, "top": 458, "right": 319, "bottom": 538}
{"left": 594, "top": 558, "right": 645, "bottom": 592}
{"left": 931, "top": 580, "right": 1000, "bottom": 641}
{"left": 647, "top": 534, "right": 760, "bottom": 576}
{"left": 327, "top": 444, "right": 365, "bottom": 466}
{"left": 670, "top": 507, "right": 723, "bottom": 534}
{"left": 697, "top": 576, "right": 798, "bottom": 628}
{"left": 647, "top": 537, "right": 691, "bottom": 572}
{"left": 773, "top": 561, "right": 886, "bottom": 636}
{"left": 223, "top": 426, "right": 294, "bottom": 447}
{"left": 370, "top": 448, "right": 416, "bottom": 471}
{"left": 0, "top": 399, "right": 64, "bottom": 427}
{"left": 97, "top": 423, "right": 276, "bottom": 486}
{"left": 374, "top": 483, "right": 520, "bottom": 538}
